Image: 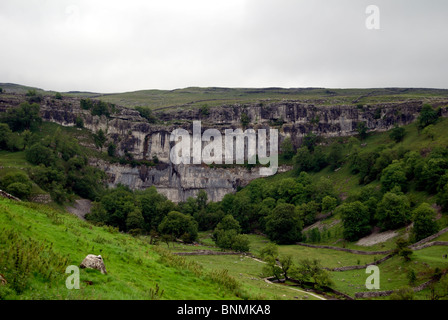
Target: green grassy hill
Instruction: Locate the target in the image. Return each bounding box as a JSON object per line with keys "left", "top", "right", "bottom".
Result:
{"left": 0, "top": 198, "right": 253, "bottom": 300}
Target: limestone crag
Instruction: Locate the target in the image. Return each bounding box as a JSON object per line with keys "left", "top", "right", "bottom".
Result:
{"left": 91, "top": 158, "right": 291, "bottom": 203}
{"left": 2, "top": 93, "right": 448, "bottom": 202}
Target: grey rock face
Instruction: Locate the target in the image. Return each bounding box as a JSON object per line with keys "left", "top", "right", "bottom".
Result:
{"left": 3, "top": 94, "right": 447, "bottom": 203}
{"left": 80, "top": 254, "right": 107, "bottom": 274}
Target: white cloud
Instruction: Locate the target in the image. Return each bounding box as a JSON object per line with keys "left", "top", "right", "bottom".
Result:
{"left": 0, "top": 0, "right": 447, "bottom": 92}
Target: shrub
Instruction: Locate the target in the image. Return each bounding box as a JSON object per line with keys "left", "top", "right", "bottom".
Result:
{"left": 6, "top": 182, "right": 32, "bottom": 199}
{"left": 265, "top": 203, "right": 302, "bottom": 244}
{"left": 417, "top": 104, "right": 439, "bottom": 131}
{"left": 158, "top": 211, "right": 198, "bottom": 243}
{"left": 281, "top": 137, "right": 295, "bottom": 160}
{"left": 411, "top": 203, "right": 438, "bottom": 242}
{"left": 389, "top": 126, "right": 406, "bottom": 143}
{"left": 26, "top": 143, "right": 54, "bottom": 166}
{"left": 240, "top": 112, "right": 250, "bottom": 128}
{"left": 336, "top": 201, "right": 371, "bottom": 241}
{"left": 2, "top": 102, "right": 42, "bottom": 132}
{"left": 75, "top": 116, "right": 84, "bottom": 128}
{"left": 375, "top": 192, "right": 411, "bottom": 230}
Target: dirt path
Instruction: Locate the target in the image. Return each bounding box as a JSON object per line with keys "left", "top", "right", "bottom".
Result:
{"left": 356, "top": 229, "right": 399, "bottom": 246}
{"left": 245, "top": 256, "right": 327, "bottom": 300}
{"left": 263, "top": 278, "right": 327, "bottom": 300}
{"left": 66, "top": 199, "right": 92, "bottom": 220}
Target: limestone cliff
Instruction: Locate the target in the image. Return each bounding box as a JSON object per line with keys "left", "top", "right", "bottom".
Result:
{"left": 1, "top": 92, "right": 447, "bottom": 202}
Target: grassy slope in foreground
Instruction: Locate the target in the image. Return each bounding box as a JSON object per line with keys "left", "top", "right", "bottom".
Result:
{"left": 0, "top": 198, "right": 246, "bottom": 300}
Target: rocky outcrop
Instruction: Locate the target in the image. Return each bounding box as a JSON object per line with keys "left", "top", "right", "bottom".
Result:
{"left": 90, "top": 158, "right": 291, "bottom": 202}
{"left": 2, "top": 93, "right": 448, "bottom": 203}
{"left": 80, "top": 254, "right": 107, "bottom": 274}
{"left": 0, "top": 189, "right": 21, "bottom": 202}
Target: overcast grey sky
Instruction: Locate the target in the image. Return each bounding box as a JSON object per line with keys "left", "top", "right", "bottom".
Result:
{"left": 0, "top": 0, "right": 447, "bottom": 93}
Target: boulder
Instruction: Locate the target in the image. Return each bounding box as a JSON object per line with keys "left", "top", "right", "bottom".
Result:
{"left": 79, "top": 254, "right": 107, "bottom": 274}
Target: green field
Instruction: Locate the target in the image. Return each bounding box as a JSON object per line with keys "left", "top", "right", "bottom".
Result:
{"left": 0, "top": 198, "right": 251, "bottom": 300}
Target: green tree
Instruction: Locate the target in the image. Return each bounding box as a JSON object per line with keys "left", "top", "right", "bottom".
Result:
{"left": 336, "top": 201, "right": 371, "bottom": 241}
{"left": 293, "top": 146, "right": 314, "bottom": 173}
{"left": 25, "top": 143, "right": 55, "bottom": 167}
{"left": 2, "top": 103, "right": 42, "bottom": 132}
{"left": 200, "top": 105, "right": 210, "bottom": 117}
{"left": 294, "top": 259, "right": 333, "bottom": 289}
{"left": 389, "top": 126, "right": 406, "bottom": 143}
{"left": 91, "top": 100, "right": 110, "bottom": 117}
{"left": 98, "top": 187, "right": 138, "bottom": 231}
{"left": 262, "top": 253, "right": 296, "bottom": 283}
{"left": 296, "top": 201, "right": 319, "bottom": 226}
{"left": 422, "top": 124, "right": 435, "bottom": 141}
{"left": 395, "top": 238, "right": 413, "bottom": 261}
{"left": 135, "top": 107, "right": 157, "bottom": 123}
{"left": 322, "top": 196, "right": 337, "bottom": 213}
{"left": 0, "top": 172, "right": 33, "bottom": 200}
{"left": 214, "top": 214, "right": 241, "bottom": 234}
{"left": 357, "top": 122, "right": 368, "bottom": 140}
{"left": 26, "top": 89, "right": 42, "bottom": 103}
{"left": 196, "top": 190, "right": 208, "bottom": 211}
{"left": 348, "top": 136, "right": 360, "bottom": 150}
{"left": 158, "top": 211, "right": 198, "bottom": 243}
{"left": 240, "top": 112, "right": 250, "bottom": 128}
{"left": 281, "top": 137, "right": 295, "bottom": 160}
{"left": 5, "top": 182, "right": 31, "bottom": 199}
{"left": 0, "top": 123, "right": 14, "bottom": 151}
{"left": 417, "top": 104, "right": 439, "bottom": 131}
{"left": 265, "top": 203, "right": 302, "bottom": 244}
{"left": 375, "top": 192, "right": 411, "bottom": 230}
{"left": 107, "top": 143, "right": 117, "bottom": 157}
{"left": 126, "top": 208, "right": 145, "bottom": 232}
{"left": 213, "top": 214, "right": 249, "bottom": 251}
{"left": 259, "top": 243, "right": 279, "bottom": 260}
{"left": 94, "top": 129, "right": 107, "bottom": 151}
{"left": 407, "top": 269, "right": 417, "bottom": 286}
{"left": 75, "top": 116, "right": 84, "bottom": 128}
{"left": 55, "top": 92, "right": 63, "bottom": 100}
{"left": 303, "top": 133, "right": 318, "bottom": 152}
{"left": 328, "top": 142, "right": 344, "bottom": 170}
{"left": 380, "top": 160, "right": 408, "bottom": 193}
{"left": 411, "top": 203, "right": 438, "bottom": 242}
{"left": 437, "top": 183, "right": 448, "bottom": 213}
{"left": 230, "top": 234, "right": 250, "bottom": 252}
{"left": 137, "top": 186, "right": 171, "bottom": 230}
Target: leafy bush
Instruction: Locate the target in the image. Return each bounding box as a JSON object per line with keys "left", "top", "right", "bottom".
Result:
{"left": 418, "top": 104, "right": 439, "bottom": 131}
{"left": 6, "top": 182, "right": 32, "bottom": 199}
{"left": 158, "top": 211, "right": 198, "bottom": 243}
{"left": 389, "top": 126, "right": 406, "bottom": 143}
{"left": 25, "top": 143, "right": 54, "bottom": 166}
{"left": 411, "top": 203, "right": 438, "bottom": 242}
{"left": 375, "top": 192, "right": 411, "bottom": 230}
{"left": 75, "top": 116, "right": 84, "bottom": 128}
{"left": 135, "top": 107, "right": 157, "bottom": 123}
{"left": 265, "top": 203, "right": 302, "bottom": 244}
{"left": 2, "top": 103, "right": 42, "bottom": 132}
{"left": 336, "top": 201, "right": 371, "bottom": 241}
